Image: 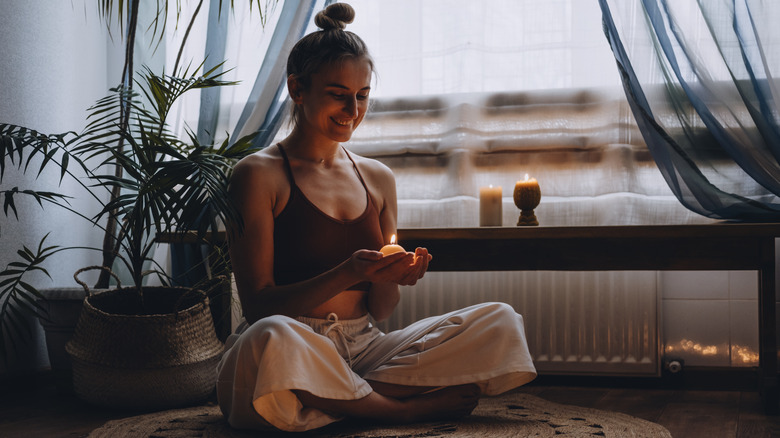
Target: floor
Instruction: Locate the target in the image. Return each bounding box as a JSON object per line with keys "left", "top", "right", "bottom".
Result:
{"left": 1, "top": 373, "right": 780, "bottom": 437}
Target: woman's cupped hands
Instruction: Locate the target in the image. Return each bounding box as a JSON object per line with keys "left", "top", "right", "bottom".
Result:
{"left": 350, "top": 248, "right": 431, "bottom": 286}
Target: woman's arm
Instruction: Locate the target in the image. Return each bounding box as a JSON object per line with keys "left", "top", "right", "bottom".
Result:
{"left": 363, "top": 159, "right": 431, "bottom": 322}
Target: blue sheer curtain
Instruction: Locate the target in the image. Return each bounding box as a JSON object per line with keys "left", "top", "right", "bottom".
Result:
{"left": 173, "top": 0, "right": 325, "bottom": 290}
{"left": 230, "top": 0, "right": 332, "bottom": 148}
{"left": 599, "top": 0, "right": 780, "bottom": 221}
{"left": 197, "top": 0, "right": 327, "bottom": 148}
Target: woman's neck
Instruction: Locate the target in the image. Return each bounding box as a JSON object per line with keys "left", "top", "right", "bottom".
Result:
{"left": 281, "top": 130, "right": 342, "bottom": 167}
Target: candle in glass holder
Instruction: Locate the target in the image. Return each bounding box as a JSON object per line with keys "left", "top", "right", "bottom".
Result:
{"left": 479, "top": 185, "right": 503, "bottom": 227}
{"left": 380, "top": 234, "right": 406, "bottom": 256}
{"left": 513, "top": 174, "right": 541, "bottom": 226}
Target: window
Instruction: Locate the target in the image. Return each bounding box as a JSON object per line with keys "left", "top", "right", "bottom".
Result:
{"left": 270, "top": 0, "right": 704, "bottom": 226}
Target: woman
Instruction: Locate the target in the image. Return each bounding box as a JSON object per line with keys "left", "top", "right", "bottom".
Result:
{"left": 217, "top": 3, "right": 536, "bottom": 432}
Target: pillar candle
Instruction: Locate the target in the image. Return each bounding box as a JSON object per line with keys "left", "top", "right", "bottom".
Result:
{"left": 513, "top": 174, "right": 541, "bottom": 209}
{"left": 479, "top": 185, "right": 503, "bottom": 227}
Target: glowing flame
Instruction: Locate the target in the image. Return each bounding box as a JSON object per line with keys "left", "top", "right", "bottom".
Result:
{"left": 389, "top": 234, "right": 397, "bottom": 245}
{"left": 665, "top": 339, "right": 719, "bottom": 356}
{"left": 664, "top": 339, "right": 759, "bottom": 365}
{"left": 732, "top": 344, "right": 759, "bottom": 365}
{"left": 524, "top": 173, "right": 529, "bottom": 181}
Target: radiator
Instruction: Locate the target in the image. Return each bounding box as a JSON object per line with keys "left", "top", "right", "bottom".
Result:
{"left": 375, "top": 271, "right": 661, "bottom": 376}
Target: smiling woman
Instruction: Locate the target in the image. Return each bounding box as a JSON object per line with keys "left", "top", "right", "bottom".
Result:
{"left": 215, "top": 2, "right": 537, "bottom": 433}
{"left": 287, "top": 57, "right": 372, "bottom": 147}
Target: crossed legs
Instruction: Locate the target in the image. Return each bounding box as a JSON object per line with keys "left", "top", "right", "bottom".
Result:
{"left": 293, "top": 381, "right": 480, "bottom": 424}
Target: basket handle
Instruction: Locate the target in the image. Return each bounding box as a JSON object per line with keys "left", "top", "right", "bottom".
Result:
{"left": 193, "top": 275, "right": 229, "bottom": 297}
{"left": 73, "top": 266, "right": 122, "bottom": 296}
{"left": 172, "top": 275, "right": 229, "bottom": 315}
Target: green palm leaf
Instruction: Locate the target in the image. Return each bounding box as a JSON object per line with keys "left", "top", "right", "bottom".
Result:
{"left": 0, "top": 234, "right": 64, "bottom": 366}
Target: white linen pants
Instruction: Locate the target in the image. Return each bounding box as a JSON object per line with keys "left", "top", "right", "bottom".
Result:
{"left": 216, "top": 302, "right": 537, "bottom": 432}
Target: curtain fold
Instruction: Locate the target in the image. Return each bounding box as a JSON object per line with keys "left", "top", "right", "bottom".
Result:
{"left": 232, "top": 0, "right": 329, "bottom": 148}
{"left": 599, "top": 0, "right": 780, "bottom": 221}
{"left": 196, "top": 0, "right": 231, "bottom": 145}
{"left": 172, "top": 0, "right": 325, "bottom": 288}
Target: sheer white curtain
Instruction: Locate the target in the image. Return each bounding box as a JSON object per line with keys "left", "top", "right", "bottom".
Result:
{"left": 163, "top": 0, "right": 713, "bottom": 227}
{"left": 350, "top": 0, "right": 620, "bottom": 97}
{"left": 269, "top": 0, "right": 711, "bottom": 227}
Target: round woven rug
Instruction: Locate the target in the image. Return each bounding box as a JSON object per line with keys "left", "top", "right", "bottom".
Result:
{"left": 88, "top": 392, "right": 672, "bottom": 437}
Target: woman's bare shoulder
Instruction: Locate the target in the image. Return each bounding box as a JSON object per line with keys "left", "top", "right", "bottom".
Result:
{"left": 228, "top": 148, "right": 290, "bottom": 210}
{"left": 349, "top": 152, "right": 395, "bottom": 183}
{"left": 234, "top": 147, "right": 281, "bottom": 172}
{"left": 231, "top": 148, "right": 285, "bottom": 184}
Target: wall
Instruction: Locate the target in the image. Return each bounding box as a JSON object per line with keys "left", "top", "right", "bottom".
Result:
{"left": 0, "top": 1, "right": 119, "bottom": 374}
{"left": 662, "top": 270, "right": 762, "bottom": 368}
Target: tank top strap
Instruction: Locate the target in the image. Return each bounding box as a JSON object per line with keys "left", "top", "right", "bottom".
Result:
{"left": 276, "top": 143, "right": 298, "bottom": 188}
{"left": 342, "top": 146, "right": 371, "bottom": 194}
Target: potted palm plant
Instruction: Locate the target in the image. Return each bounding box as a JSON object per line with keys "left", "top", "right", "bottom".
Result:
{"left": 0, "top": 1, "right": 269, "bottom": 408}
{"left": 1, "top": 64, "right": 259, "bottom": 410}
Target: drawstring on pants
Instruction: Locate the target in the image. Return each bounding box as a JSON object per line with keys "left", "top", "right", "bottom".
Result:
{"left": 323, "top": 313, "right": 357, "bottom": 367}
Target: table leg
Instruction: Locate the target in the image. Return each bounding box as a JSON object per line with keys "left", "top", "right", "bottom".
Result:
{"left": 759, "top": 238, "right": 778, "bottom": 415}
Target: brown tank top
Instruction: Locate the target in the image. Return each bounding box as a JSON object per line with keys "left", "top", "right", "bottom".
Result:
{"left": 273, "top": 144, "right": 384, "bottom": 290}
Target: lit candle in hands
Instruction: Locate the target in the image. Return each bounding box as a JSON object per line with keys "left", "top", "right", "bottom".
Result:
{"left": 380, "top": 234, "right": 406, "bottom": 256}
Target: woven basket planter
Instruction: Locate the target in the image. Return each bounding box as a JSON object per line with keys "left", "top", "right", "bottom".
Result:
{"left": 65, "top": 286, "right": 225, "bottom": 410}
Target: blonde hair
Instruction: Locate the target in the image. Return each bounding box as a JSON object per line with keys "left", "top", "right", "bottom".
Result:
{"left": 286, "top": 3, "right": 374, "bottom": 127}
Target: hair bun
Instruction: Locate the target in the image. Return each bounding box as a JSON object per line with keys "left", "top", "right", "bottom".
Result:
{"left": 315, "top": 3, "right": 355, "bottom": 31}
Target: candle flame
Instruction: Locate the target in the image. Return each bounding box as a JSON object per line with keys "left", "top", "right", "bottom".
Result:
{"left": 524, "top": 173, "right": 530, "bottom": 181}
{"left": 390, "top": 234, "right": 397, "bottom": 245}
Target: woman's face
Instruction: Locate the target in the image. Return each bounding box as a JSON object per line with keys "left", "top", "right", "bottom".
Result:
{"left": 291, "top": 57, "right": 372, "bottom": 144}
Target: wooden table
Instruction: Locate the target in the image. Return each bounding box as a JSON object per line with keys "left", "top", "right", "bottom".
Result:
{"left": 158, "top": 223, "right": 780, "bottom": 413}
{"left": 397, "top": 224, "right": 780, "bottom": 414}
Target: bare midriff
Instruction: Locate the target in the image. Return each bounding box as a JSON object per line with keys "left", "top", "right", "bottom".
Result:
{"left": 305, "top": 289, "right": 368, "bottom": 320}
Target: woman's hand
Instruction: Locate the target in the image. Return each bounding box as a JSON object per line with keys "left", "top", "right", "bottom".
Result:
{"left": 402, "top": 247, "right": 431, "bottom": 285}
{"left": 350, "top": 248, "right": 432, "bottom": 286}
{"left": 359, "top": 248, "right": 431, "bottom": 322}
